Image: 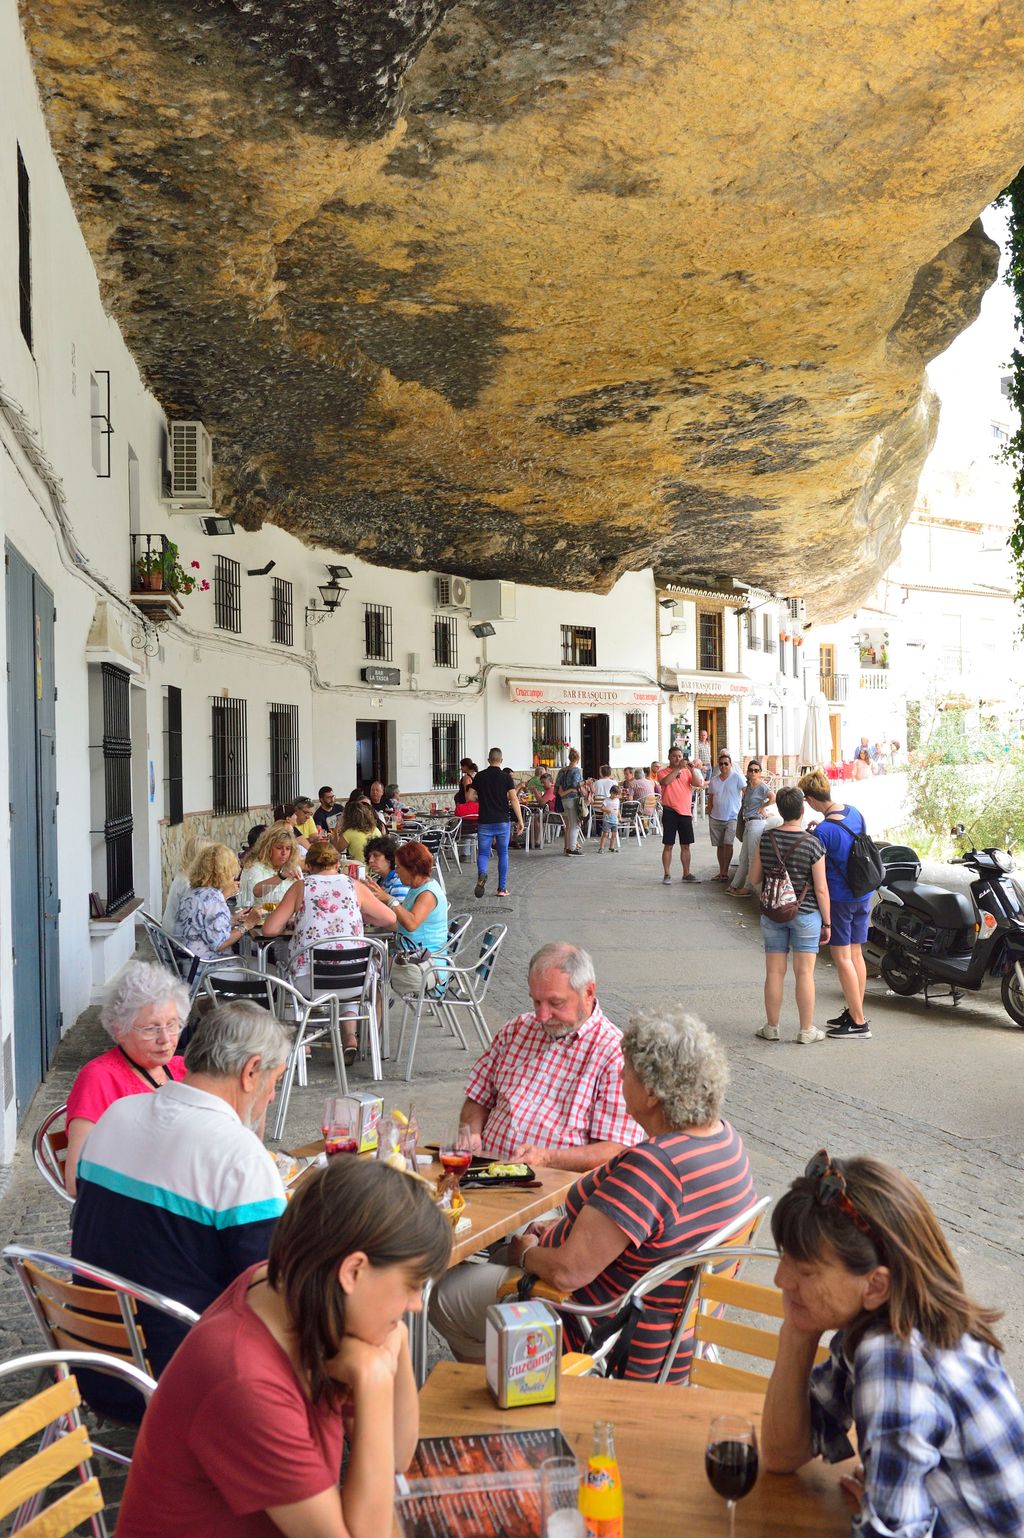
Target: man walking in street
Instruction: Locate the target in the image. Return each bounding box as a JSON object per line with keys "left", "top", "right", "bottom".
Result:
{"left": 657, "top": 746, "right": 704, "bottom": 883}
{"left": 473, "top": 747, "right": 524, "bottom": 899}
{"left": 798, "top": 769, "right": 873, "bottom": 1040}
{"left": 696, "top": 728, "right": 713, "bottom": 773}
{"left": 706, "top": 750, "right": 747, "bottom": 883}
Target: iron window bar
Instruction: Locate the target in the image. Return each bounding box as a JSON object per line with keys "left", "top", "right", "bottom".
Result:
{"left": 433, "top": 614, "right": 458, "bottom": 669}
{"left": 698, "top": 611, "right": 722, "bottom": 671}
{"left": 531, "top": 710, "right": 569, "bottom": 766}
{"left": 364, "top": 602, "right": 393, "bottom": 661}
{"left": 271, "top": 577, "right": 294, "bottom": 646}
{"left": 211, "top": 696, "right": 248, "bottom": 814}
{"left": 164, "top": 685, "right": 183, "bottom": 826}
{"left": 561, "top": 625, "right": 597, "bottom": 668}
{"left": 431, "top": 713, "right": 465, "bottom": 789}
{"left": 269, "top": 703, "right": 299, "bottom": 804}
{"left": 17, "top": 145, "right": 31, "bottom": 351}
{"left": 214, "top": 555, "right": 242, "bottom": 633}
{"left": 625, "top": 711, "right": 648, "bottom": 744}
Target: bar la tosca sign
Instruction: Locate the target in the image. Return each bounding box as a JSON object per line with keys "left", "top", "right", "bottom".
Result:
{"left": 507, "top": 680, "right": 662, "bottom": 708}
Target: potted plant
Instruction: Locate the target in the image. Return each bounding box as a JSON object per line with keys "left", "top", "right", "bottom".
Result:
{"left": 134, "top": 549, "right": 165, "bottom": 591}
{"left": 162, "top": 542, "right": 198, "bottom": 595}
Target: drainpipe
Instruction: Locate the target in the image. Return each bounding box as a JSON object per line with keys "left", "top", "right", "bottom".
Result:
{"left": 655, "top": 588, "right": 665, "bottom": 757}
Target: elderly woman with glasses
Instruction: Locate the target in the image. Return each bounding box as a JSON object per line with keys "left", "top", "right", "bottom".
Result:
{"left": 64, "top": 961, "right": 189, "bottom": 1195}
{"left": 431, "top": 1006, "right": 756, "bottom": 1382}
{"left": 763, "top": 1152, "right": 1024, "bottom": 1537}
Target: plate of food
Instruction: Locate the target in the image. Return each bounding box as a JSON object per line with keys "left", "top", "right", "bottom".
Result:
{"left": 459, "top": 1160, "right": 537, "bottom": 1189}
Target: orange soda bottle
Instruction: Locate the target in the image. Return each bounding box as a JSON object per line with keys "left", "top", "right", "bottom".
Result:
{"left": 579, "top": 1421, "right": 623, "bottom": 1538}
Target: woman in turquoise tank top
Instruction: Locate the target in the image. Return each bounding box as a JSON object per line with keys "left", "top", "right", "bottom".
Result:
{"left": 390, "top": 842, "right": 450, "bottom": 980}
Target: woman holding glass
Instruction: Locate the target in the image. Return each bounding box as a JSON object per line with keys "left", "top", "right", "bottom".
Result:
{"left": 238, "top": 821, "right": 303, "bottom": 908}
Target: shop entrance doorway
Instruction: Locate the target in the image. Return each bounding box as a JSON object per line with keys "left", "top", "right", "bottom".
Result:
{"left": 355, "top": 720, "right": 390, "bottom": 790}
{"left": 697, "top": 706, "right": 728, "bottom": 762}
{"left": 580, "top": 713, "right": 609, "bottom": 779}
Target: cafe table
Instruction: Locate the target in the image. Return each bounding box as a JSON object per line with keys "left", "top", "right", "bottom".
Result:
{"left": 411, "top": 1362, "right": 851, "bottom": 1538}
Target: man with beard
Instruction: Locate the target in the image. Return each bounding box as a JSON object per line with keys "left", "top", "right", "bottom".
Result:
{"left": 458, "top": 942, "right": 642, "bottom": 1172}
{"left": 71, "top": 1003, "right": 290, "bottom": 1412}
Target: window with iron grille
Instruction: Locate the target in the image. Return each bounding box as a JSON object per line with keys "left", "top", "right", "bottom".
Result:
{"left": 17, "top": 146, "right": 32, "bottom": 352}
{"left": 763, "top": 613, "right": 776, "bottom": 653}
{"left": 214, "top": 555, "right": 241, "bottom": 633}
{"left": 561, "top": 624, "right": 597, "bottom": 667}
{"left": 431, "top": 713, "right": 465, "bottom": 789}
{"left": 163, "top": 685, "right": 183, "bottom": 826}
{"left": 788, "top": 597, "right": 802, "bottom": 620}
{"left": 102, "top": 663, "right": 134, "bottom": 913}
{"left": 745, "top": 609, "right": 760, "bottom": 650}
{"left": 531, "top": 710, "right": 569, "bottom": 763}
{"left": 625, "top": 711, "right": 648, "bottom": 743}
{"left": 212, "top": 696, "right": 248, "bottom": 814}
{"left": 269, "top": 703, "right": 299, "bottom": 804}
{"left": 433, "top": 613, "right": 458, "bottom": 669}
{"left": 364, "top": 602, "right": 393, "bottom": 661}
{"left": 698, "top": 610, "right": 722, "bottom": 671}
{"left": 271, "top": 577, "right": 293, "bottom": 646}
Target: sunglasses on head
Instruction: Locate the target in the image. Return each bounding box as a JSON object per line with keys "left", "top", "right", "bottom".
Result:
{"left": 805, "top": 1149, "right": 881, "bottom": 1244}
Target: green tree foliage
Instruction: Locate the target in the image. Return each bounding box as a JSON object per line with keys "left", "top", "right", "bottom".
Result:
{"left": 995, "top": 171, "right": 1024, "bottom": 632}
{"left": 902, "top": 712, "right": 1024, "bottom": 856}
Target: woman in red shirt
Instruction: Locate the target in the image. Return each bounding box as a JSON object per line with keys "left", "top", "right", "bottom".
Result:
{"left": 117, "top": 1158, "right": 451, "bottom": 1538}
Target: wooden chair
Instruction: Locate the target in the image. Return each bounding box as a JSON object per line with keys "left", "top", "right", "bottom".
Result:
{"left": 32, "top": 1103, "right": 74, "bottom": 1207}
{"left": 4, "top": 1246, "right": 199, "bottom": 1454}
{"left": 0, "top": 1348, "right": 156, "bottom": 1538}
{"left": 688, "top": 1246, "right": 829, "bottom": 1393}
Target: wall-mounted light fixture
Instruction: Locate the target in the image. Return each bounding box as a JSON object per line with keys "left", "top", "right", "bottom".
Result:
{"left": 200, "top": 515, "right": 235, "bottom": 536}
{"left": 247, "top": 560, "right": 276, "bottom": 577}
{"left": 470, "top": 621, "right": 496, "bottom": 639}
{"left": 305, "top": 566, "right": 350, "bottom": 625}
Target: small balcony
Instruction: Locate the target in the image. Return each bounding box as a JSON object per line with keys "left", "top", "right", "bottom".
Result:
{"left": 859, "top": 669, "right": 889, "bottom": 691}
{"left": 818, "top": 673, "right": 848, "bottom": 703}
{"left": 129, "top": 534, "right": 183, "bottom": 623}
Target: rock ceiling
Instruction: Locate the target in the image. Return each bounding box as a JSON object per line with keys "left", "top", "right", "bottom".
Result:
{"left": 20, "top": 0, "right": 1024, "bottom": 615}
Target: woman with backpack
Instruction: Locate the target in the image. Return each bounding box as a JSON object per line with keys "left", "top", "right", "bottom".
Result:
{"left": 749, "top": 786, "right": 830, "bottom": 1045}
{"left": 798, "top": 770, "right": 876, "bottom": 1041}
{"left": 554, "top": 748, "right": 585, "bottom": 856}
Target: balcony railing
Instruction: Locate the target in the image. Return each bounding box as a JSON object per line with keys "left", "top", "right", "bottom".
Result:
{"left": 129, "top": 533, "right": 182, "bottom": 622}
{"left": 818, "top": 673, "right": 848, "bottom": 703}
{"left": 859, "top": 670, "right": 889, "bottom": 691}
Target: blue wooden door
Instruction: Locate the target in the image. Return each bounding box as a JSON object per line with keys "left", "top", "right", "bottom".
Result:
{"left": 5, "top": 544, "right": 61, "bottom": 1119}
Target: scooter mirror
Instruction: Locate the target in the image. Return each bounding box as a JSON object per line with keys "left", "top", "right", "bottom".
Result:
{"left": 951, "top": 823, "right": 966, "bottom": 837}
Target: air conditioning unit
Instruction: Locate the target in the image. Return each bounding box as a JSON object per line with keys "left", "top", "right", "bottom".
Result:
{"left": 472, "top": 579, "right": 516, "bottom": 622}
{"left": 436, "top": 575, "right": 472, "bottom": 609}
{"left": 165, "top": 421, "right": 213, "bottom": 504}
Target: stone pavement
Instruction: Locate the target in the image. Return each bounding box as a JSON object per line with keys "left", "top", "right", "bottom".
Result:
{"left": 1, "top": 817, "right": 1022, "bottom": 1446}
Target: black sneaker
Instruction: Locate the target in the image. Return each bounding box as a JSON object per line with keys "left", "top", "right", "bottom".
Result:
{"left": 826, "top": 1020, "right": 872, "bottom": 1040}
{"left": 826, "top": 1006, "right": 852, "bottom": 1027}
{"left": 474, "top": 875, "right": 487, "bottom": 898}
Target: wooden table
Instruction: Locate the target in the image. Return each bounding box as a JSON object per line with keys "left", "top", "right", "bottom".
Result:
{"left": 414, "top": 1363, "right": 852, "bottom": 1537}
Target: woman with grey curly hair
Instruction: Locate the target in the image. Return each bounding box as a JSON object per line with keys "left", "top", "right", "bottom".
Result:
{"left": 64, "top": 961, "right": 190, "bottom": 1195}
{"left": 431, "top": 1003, "right": 757, "bottom": 1381}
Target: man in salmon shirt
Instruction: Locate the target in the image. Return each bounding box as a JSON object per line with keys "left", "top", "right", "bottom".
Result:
{"left": 658, "top": 745, "right": 705, "bottom": 884}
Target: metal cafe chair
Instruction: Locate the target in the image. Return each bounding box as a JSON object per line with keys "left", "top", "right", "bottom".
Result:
{"left": 496, "top": 1197, "right": 772, "bottom": 1384}
{"left": 4, "top": 1246, "right": 199, "bottom": 1451}
{"left": 139, "top": 911, "right": 246, "bottom": 1003}
{"left": 620, "top": 800, "right": 644, "bottom": 845}
{"left": 0, "top": 1349, "right": 157, "bottom": 1538}
{"left": 33, "top": 1102, "right": 74, "bottom": 1207}
{"left": 430, "top": 923, "right": 508, "bottom": 1061}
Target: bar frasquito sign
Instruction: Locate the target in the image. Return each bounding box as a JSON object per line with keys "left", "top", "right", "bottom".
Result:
{"left": 507, "top": 679, "right": 662, "bottom": 709}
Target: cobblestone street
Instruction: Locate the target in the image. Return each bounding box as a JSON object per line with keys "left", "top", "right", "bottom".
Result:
{"left": 2, "top": 821, "right": 1023, "bottom": 1415}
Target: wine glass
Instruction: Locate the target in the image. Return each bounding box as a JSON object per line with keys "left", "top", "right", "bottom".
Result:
{"left": 540, "top": 1456, "right": 583, "bottom": 1538}
{"left": 705, "top": 1415, "right": 758, "bottom": 1537}
{"left": 438, "top": 1123, "right": 474, "bottom": 1186}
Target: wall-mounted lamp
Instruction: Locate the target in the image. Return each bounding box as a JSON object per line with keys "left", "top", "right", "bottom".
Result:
{"left": 200, "top": 515, "right": 235, "bottom": 536}
{"left": 659, "top": 598, "right": 677, "bottom": 610}
{"left": 470, "top": 621, "right": 496, "bottom": 639}
{"left": 247, "top": 560, "right": 276, "bottom": 576}
{"left": 305, "top": 568, "right": 350, "bottom": 625}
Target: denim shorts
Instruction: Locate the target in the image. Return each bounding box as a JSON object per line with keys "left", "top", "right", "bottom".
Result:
{"left": 760, "top": 909, "right": 822, "bottom": 954}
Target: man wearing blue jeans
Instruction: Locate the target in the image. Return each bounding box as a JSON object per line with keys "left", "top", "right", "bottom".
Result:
{"left": 472, "top": 748, "right": 524, "bottom": 898}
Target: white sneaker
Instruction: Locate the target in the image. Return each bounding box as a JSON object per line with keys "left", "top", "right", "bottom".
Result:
{"left": 755, "top": 1024, "right": 779, "bottom": 1041}
{"left": 798, "top": 1027, "right": 826, "bottom": 1045}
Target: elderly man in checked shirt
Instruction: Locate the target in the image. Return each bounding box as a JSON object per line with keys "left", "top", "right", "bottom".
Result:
{"left": 458, "top": 941, "right": 642, "bottom": 1172}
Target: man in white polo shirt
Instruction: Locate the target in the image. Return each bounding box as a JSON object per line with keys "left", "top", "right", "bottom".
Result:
{"left": 72, "top": 1001, "right": 290, "bottom": 1415}
{"left": 706, "top": 750, "right": 747, "bottom": 882}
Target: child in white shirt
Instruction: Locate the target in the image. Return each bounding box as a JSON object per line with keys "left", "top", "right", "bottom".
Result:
{"left": 599, "top": 786, "right": 621, "bottom": 853}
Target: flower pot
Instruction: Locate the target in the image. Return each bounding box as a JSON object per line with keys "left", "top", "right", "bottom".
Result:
{"left": 138, "top": 569, "right": 164, "bottom": 591}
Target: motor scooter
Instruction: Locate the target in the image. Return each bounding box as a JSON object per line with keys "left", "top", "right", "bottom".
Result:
{"left": 864, "top": 826, "right": 1024, "bottom": 1027}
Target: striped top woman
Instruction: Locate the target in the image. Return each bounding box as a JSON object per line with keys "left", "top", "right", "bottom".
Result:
{"left": 429, "top": 1006, "right": 756, "bottom": 1381}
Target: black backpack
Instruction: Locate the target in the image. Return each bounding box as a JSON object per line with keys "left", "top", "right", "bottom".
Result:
{"left": 825, "top": 812, "right": 885, "bottom": 898}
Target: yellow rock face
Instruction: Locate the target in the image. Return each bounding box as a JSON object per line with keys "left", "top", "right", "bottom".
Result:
{"left": 19, "top": 0, "right": 1021, "bottom": 614}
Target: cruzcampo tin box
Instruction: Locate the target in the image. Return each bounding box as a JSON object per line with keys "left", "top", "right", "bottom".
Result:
{"left": 484, "top": 1300, "right": 562, "bottom": 1409}
{"left": 339, "top": 1092, "right": 383, "bottom": 1153}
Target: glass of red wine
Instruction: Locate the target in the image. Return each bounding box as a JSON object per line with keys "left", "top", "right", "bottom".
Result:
{"left": 705, "top": 1415, "right": 758, "bottom": 1537}
{"left": 438, "top": 1123, "right": 474, "bottom": 1187}
{"left": 321, "top": 1097, "right": 358, "bottom": 1157}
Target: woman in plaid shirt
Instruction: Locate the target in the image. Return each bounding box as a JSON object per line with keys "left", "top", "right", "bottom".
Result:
{"left": 763, "top": 1154, "right": 1024, "bottom": 1538}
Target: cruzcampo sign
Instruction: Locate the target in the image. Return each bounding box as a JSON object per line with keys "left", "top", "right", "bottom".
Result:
{"left": 507, "top": 680, "right": 662, "bottom": 708}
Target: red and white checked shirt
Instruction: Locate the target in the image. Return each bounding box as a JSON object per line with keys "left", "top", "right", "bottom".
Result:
{"left": 464, "top": 1004, "right": 643, "bottom": 1158}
